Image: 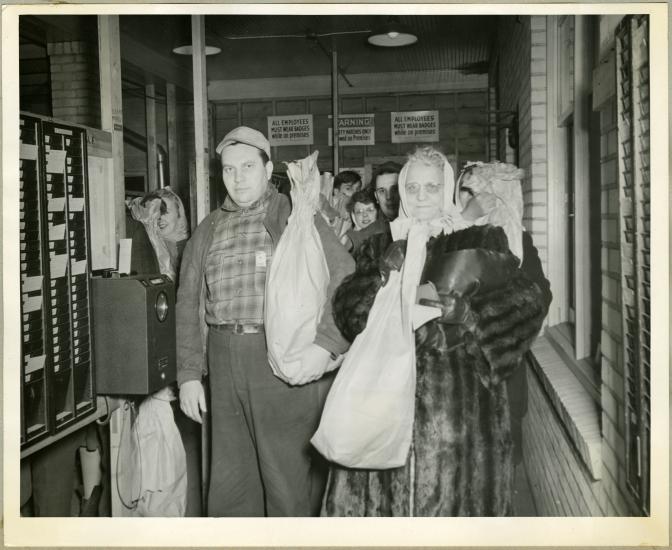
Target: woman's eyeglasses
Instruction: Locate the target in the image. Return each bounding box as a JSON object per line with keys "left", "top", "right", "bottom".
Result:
{"left": 353, "top": 205, "right": 377, "bottom": 215}
{"left": 405, "top": 182, "right": 443, "bottom": 195}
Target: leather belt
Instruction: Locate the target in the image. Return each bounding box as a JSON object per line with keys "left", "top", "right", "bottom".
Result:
{"left": 211, "top": 322, "right": 264, "bottom": 335}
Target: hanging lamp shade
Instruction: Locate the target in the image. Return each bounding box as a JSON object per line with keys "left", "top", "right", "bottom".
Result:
{"left": 172, "top": 19, "right": 221, "bottom": 56}
{"left": 172, "top": 43, "right": 222, "bottom": 56}
{"left": 367, "top": 16, "right": 418, "bottom": 47}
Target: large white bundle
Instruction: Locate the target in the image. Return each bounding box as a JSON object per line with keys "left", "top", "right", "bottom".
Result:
{"left": 117, "top": 395, "right": 187, "bottom": 516}
{"left": 311, "top": 222, "right": 435, "bottom": 468}
{"left": 265, "top": 150, "right": 330, "bottom": 384}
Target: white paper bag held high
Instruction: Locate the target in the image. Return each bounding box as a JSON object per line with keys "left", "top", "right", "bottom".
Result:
{"left": 265, "top": 150, "right": 330, "bottom": 384}
{"left": 311, "top": 221, "right": 431, "bottom": 468}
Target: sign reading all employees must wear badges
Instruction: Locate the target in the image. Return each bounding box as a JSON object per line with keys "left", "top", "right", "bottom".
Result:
{"left": 328, "top": 114, "right": 375, "bottom": 146}
{"left": 267, "top": 114, "right": 314, "bottom": 146}
{"left": 391, "top": 110, "right": 439, "bottom": 143}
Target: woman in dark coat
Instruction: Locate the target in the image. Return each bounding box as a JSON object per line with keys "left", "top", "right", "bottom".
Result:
{"left": 321, "top": 149, "right": 548, "bottom": 516}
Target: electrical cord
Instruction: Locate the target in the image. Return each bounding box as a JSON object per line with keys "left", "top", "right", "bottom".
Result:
{"left": 95, "top": 395, "right": 111, "bottom": 426}
{"left": 115, "top": 400, "right": 143, "bottom": 511}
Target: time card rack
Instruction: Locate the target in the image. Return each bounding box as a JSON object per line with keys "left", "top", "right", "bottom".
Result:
{"left": 19, "top": 113, "right": 96, "bottom": 451}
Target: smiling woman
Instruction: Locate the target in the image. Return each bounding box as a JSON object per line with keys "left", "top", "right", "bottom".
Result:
{"left": 128, "top": 187, "right": 189, "bottom": 281}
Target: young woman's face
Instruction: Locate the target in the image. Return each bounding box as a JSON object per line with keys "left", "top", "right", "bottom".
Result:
{"left": 403, "top": 162, "right": 444, "bottom": 221}
{"left": 352, "top": 201, "right": 377, "bottom": 229}
{"left": 157, "top": 198, "right": 179, "bottom": 238}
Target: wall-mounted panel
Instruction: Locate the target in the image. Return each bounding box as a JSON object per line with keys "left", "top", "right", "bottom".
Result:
{"left": 19, "top": 113, "right": 97, "bottom": 452}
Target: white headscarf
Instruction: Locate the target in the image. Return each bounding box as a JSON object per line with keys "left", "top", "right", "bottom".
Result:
{"left": 456, "top": 161, "right": 525, "bottom": 262}
{"left": 128, "top": 187, "right": 189, "bottom": 280}
{"left": 392, "top": 146, "right": 468, "bottom": 240}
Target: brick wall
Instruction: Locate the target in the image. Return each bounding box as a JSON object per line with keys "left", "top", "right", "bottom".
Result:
{"left": 47, "top": 41, "right": 100, "bottom": 128}
{"left": 20, "top": 44, "right": 51, "bottom": 116}
{"left": 524, "top": 366, "right": 604, "bottom": 515}
{"left": 496, "top": 16, "right": 549, "bottom": 272}
{"left": 524, "top": 350, "right": 631, "bottom": 515}
{"left": 500, "top": 15, "right": 637, "bottom": 516}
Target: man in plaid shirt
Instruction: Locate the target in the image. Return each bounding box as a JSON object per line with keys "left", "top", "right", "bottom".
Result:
{"left": 176, "top": 126, "right": 354, "bottom": 516}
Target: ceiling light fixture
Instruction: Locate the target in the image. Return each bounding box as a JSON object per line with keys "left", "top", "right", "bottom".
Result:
{"left": 172, "top": 20, "right": 221, "bottom": 56}
{"left": 172, "top": 43, "right": 221, "bottom": 56}
{"left": 367, "top": 16, "right": 418, "bottom": 47}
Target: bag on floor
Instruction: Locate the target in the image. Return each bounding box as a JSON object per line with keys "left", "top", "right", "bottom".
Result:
{"left": 118, "top": 394, "right": 187, "bottom": 517}
{"left": 265, "top": 150, "right": 330, "bottom": 384}
{"left": 311, "top": 223, "right": 432, "bottom": 468}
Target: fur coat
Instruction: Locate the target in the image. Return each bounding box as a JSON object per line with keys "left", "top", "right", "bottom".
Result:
{"left": 322, "top": 225, "right": 547, "bottom": 516}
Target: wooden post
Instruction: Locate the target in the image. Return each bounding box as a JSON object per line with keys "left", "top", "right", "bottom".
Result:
{"left": 145, "top": 83, "right": 157, "bottom": 190}
{"left": 97, "top": 15, "right": 125, "bottom": 245}
{"left": 97, "top": 15, "right": 125, "bottom": 517}
{"left": 192, "top": 15, "right": 210, "bottom": 223}
{"left": 331, "top": 49, "right": 339, "bottom": 174}
{"left": 166, "top": 83, "right": 178, "bottom": 191}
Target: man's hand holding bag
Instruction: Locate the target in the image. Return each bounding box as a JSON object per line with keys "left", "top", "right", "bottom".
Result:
{"left": 265, "top": 151, "right": 332, "bottom": 386}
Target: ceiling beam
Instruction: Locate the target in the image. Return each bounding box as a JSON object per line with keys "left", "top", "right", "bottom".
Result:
{"left": 208, "top": 70, "right": 488, "bottom": 101}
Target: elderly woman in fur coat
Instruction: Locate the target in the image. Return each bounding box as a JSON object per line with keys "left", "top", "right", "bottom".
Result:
{"left": 321, "top": 148, "right": 548, "bottom": 516}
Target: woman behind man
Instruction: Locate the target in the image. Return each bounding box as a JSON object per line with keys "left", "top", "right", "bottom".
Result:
{"left": 341, "top": 189, "right": 389, "bottom": 253}
{"left": 322, "top": 147, "right": 549, "bottom": 516}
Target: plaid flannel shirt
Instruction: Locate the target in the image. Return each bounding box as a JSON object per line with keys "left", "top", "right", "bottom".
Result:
{"left": 204, "top": 186, "right": 274, "bottom": 325}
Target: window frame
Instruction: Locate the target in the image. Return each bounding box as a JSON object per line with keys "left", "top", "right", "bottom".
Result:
{"left": 546, "top": 14, "right": 596, "bottom": 367}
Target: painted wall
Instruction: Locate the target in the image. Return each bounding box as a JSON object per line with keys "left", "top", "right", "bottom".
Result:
{"left": 494, "top": 16, "right": 549, "bottom": 271}
{"left": 213, "top": 89, "right": 490, "bottom": 176}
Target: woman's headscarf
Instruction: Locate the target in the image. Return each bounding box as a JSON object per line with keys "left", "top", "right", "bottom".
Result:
{"left": 456, "top": 161, "right": 525, "bottom": 262}
{"left": 394, "top": 146, "right": 467, "bottom": 239}
{"left": 128, "top": 187, "right": 189, "bottom": 280}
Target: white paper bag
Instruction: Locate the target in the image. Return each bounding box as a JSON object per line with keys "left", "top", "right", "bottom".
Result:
{"left": 118, "top": 396, "right": 187, "bottom": 517}
{"left": 265, "top": 151, "right": 330, "bottom": 384}
{"left": 311, "top": 223, "right": 430, "bottom": 468}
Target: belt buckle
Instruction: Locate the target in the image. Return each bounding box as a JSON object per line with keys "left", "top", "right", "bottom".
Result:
{"left": 234, "top": 322, "right": 244, "bottom": 335}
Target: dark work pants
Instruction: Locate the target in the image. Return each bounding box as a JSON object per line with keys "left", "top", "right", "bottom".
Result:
{"left": 206, "top": 327, "right": 329, "bottom": 517}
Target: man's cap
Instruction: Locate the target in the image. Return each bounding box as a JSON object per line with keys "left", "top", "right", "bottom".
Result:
{"left": 215, "top": 126, "right": 271, "bottom": 158}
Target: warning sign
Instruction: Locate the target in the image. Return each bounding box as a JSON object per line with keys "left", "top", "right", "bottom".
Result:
{"left": 328, "top": 114, "right": 375, "bottom": 146}
{"left": 391, "top": 110, "right": 439, "bottom": 143}
{"left": 267, "top": 114, "right": 314, "bottom": 146}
